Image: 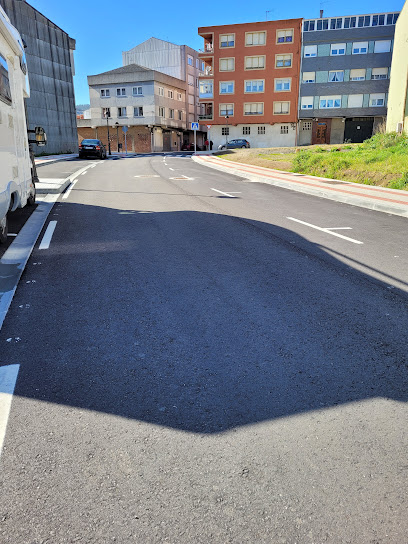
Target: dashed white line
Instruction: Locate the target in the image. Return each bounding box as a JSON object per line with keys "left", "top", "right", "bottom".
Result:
{"left": 0, "top": 364, "right": 20, "bottom": 458}
{"left": 39, "top": 221, "right": 57, "bottom": 250}
{"left": 169, "top": 168, "right": 174, "bottom": 171}
{"left": 287, "top": 217, "right": 363, "bottom": 245}
{"left": 211, "top": 188, "right": 241, "bottom": 198}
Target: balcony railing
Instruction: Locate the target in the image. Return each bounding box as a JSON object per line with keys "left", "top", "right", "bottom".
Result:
{"left": 198, "top": 114, "right": 213, "bottom": 120}
{"left": 199, "top": 44, "right": 214, "bottom": 53}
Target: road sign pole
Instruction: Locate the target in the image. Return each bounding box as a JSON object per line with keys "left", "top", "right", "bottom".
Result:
{"left": 125, "top": 132, "right": 127, "bottom": 155}
{"left": 194, "top": 127, "right": 197, "bottom": 154}
{"left": 122, "top": 125, "right": 129, "bottom": 155}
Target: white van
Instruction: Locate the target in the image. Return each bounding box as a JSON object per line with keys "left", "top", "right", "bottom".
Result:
{"left": 0, "top": 6, "right": 45, "bottom": 243}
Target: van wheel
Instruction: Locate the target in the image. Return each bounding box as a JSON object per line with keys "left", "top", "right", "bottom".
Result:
{"left": 0, "top": 216, "right": 8, "bottom": 244}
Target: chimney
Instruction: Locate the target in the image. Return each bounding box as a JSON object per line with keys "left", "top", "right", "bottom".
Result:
{"left": 320, "top": 9, "right": 324, "bottom": 18}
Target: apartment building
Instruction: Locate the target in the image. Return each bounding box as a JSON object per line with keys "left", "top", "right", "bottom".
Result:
{"left": 198, "top": 19, "right": 303, "bottom": 148}
{"left": 77, "top": 64, "right": 188, "bottom": 152}
{"left": 298, "top": 12, "right": 399, "bottom": 145}
{"left": 386, "top": 1, "right": 408, "bottom": 134}
{"left": 123, "top": 37, "right": 206, "bottom": 146}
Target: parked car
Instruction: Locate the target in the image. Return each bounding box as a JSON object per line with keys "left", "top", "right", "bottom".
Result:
{"left": 79, "top": 139, "right": 107, "bottom": 159}
{"left": 218, "top": 139, "right": 251, "bottom": 150}
{"left": 181, "top": 142, "right": 202, "bottom": 151}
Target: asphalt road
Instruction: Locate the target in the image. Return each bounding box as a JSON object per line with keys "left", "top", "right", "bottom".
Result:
{"left": 0, "top": 155, "right": 407, "bottom": 543}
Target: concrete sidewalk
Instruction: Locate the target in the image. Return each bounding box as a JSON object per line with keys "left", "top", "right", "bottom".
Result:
{"left": 35, "top": 153, "right": 78, "bottom": 167}
{"left": 193, "top": 155, "right": 408, "bottom": 219}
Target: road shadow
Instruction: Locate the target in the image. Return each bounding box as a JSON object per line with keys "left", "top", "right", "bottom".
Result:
{"left": 1, "top": 204, "right": 407, "bottom": 433}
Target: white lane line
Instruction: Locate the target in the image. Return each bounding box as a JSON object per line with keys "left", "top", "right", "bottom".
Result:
{"left": 81, "top": 171, "right": 87, "bottom": 175}
{"left": 0, "top": 364, "right": 20, "bottom": 458}
{"left": 287, "top": 217, "right": 363, "bottom": 245}
{"left": 325, "top": 227, "right": 352, "bottom": 230}
{"left": 62, "top": 179, "right": 78, "bottom": 200}
{"left": 39, "top": 221, "right": 57, "bottom": 250}
{"left": 211, "top": 188, "right": 241, "bottom": 198}
{"left": 7, "top": 234, "right": 17, "bottom": 237}
{"left": 169, "top": 168, "right": 174, "bottom": 171}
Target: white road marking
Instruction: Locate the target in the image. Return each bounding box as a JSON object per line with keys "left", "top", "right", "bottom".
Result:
{"left": 39, "top": 221, "right": 57, "bottom": 250}
{"left": 211, "top": 188, "right": 241, "bottom": 198}
{"left": 62, "top": 179, "right": 78, "bottom": 200}
{"left": 134, "top": 175, "right": 159, "bottom": 178}
{"left": 169, "top": 168, "right": 174, "bottom": 171}
{"left": 0, "top": 364, "right": 20, "bottom": 458}
{"left": 324, "top": 227, "right": 352, "bottom": 230}
{"left": 7, "top": 234, "right": 17, "bottom": 237}
{"left": 287, "top": 217, "right": 363, "bottom": 245}
{"left": 81, "top": 171, "right": 87, "bottom": 175}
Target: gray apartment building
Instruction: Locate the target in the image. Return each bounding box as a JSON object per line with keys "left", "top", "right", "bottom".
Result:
{"left": 298, "top": 11, "right": 400, "bottom": 145}
{"left": 123, "top": 37, "right": 206, "bottom": 144}
{"left": 0, "top": 0, "right": 77, "bottom": 154}
{"left": 77, "top": 64, "right": 189, "bottom": 152}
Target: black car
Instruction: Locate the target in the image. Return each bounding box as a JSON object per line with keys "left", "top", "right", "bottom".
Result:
{"left": 218, "top": 139, "right": 251, "bottom": 150}
{"left": 79, "top": 139, "right": 107, "bottom": 159}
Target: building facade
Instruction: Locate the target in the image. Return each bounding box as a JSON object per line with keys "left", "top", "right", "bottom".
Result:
{"left": 298, "top": 12, "right": 399, "bottom": 145}
{"left": 386, "top": 1, "right": 408, "bottom": 134}
{"left": 77, "top": 64, "right": 189, "bottom": 152}
{"left": 123, "top": 37, "right": 205, "bottom": 145}
{"left": 197, "top": 19, "right": 303, "bottom": 148}
{"left": 0, "top": 0, "right": 77, "bottom": 154}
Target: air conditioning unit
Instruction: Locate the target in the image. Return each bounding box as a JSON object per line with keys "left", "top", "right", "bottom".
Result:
{"left": 396, "top": 122, "right": 403, "bottom": 134}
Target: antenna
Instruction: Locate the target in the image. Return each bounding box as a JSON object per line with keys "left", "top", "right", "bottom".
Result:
{"left": 266, "top": 10, "right": 273, "bottom": 20}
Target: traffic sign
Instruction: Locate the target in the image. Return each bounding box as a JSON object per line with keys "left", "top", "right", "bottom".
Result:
{"left": 122, "top": 126, "right": 128, "bottom": 133}
{"left": 191, "top": 122, "right": 199, "bottom": 130}
{"left": 207, "top": 125, "right": 212, "bottom": 129}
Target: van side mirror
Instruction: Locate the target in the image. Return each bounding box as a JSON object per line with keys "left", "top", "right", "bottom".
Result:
{"left": 28, "top": 126, "right": 47, "bottom": 146}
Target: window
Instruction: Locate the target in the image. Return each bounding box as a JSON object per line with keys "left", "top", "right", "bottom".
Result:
{"left": 300, "top": 96, "right": 313, "bottom": 109}
{"left": 220, "top": 81, "right": 234, "bottom": 94}
{"left": 316, "top": 19, "right": 329, "bottom": 30}
{"left": 134, "top": 106, "right": 143, "bottom": 117}
{"left": 100, "top": 88, "right": 110, "bottom": 98}
{"left": 350, "top": 69, "right": 366, "bottom": 81}
{"left": 330, "top": 18, "right": 343, "bottom": 29}
{"left": 352, "top": 42, "right": 368, "bottom": 54}
{"left": 188, "top": 55, "right": 193, "bottom": 66}
{"left": 102, "top": 107, "right": 110, "bottom": 118}
{"left": 159, "top": 106, "right": 165, "bottom": 117}
{"left": 133, "top": 86, "right": 143, "bottom": 96}
{"left": 370, "top": 93, "right": 385, "bottom": 106}
{"left": 330, "top": 43, "right": 346, "bottom": 56}
{"left": 258, "top": 126, "right": 266, "bottom": 135}
{"left": 245, "top": 56, "right": 265, "bottom": 69}
{"left": 319, "top": 96, "right": 341, "bottom": 108}
{"left": 275, "top": 78, "right": 291, "bottom": 91}
{"left": 243, "top": 126, "right": 251, "bottom": 135}
{"left": 246, "top": 32, "right": 266, "bottom": 46}
{"left": 220, "top": 34, "right": 235, "bottom": 47}
{"left": 245, "top": 80, "right": 264, "bottom": 92}
{"left": 221, "top": 127, "right": 229, "bottom": 135}
{"left": 188, "top": 94, "right": 195, "bottom": 105}
{"left": 196, "top": 59, "right": 199, "bottom": 68}
{"left": 220, "top": 58, "right": 235, "bottom": 71}
{"left": 273, "top": 101, "right": 290, "bottom": 114}
{"left": 387, "top": 13, "right": 399, "bottom": 25}
{"left": 358, "top": 15, "right": 371, "bottom": 27}
{"left": 188, "top": 75, "right": 194, "bottom": 86}
{"left": 302, "top": 121, "right": 312, "bottom": 130}
{"left": 244, "top": 102, "right": 264, "bottom": 115}
{"left": 177, "top": 93, "right": 182, "bottom": 100}
{"left": 347, "top": 94, "right": 363, "bottom": 108}
{"left": 199, "top": 80, "right": 213, "bottom": 97}
{"left": 329, "top": 70, "right": 344, "bottom": 82}
{"left": 344, "top": 16, "right": 356, "bottom": 28}
{"left": 158, "top": 86, "right": 164, "bottom": 96}
{"left": 220, "top": 103, "right": 234, "bottom": 116}
{"left": 277, "top": 29, "right": 293, "bottom": 43}
{"left": 169, "top": 108, "right": 174, "bottom": 119}
{"left": 303, "top": 20, "right": 315, "bottom": 31}
{"left": 118, "top": 107, "right": 127, "bottom": 117}
{"left": 280, "top": 125, "right": 289, "bottom": 134}
{"left": 371, "top": 67, "right": 388, "bottom": 80}
{"left": 0, "top": 54, "right": 11, "bottom": 104}
{"left": 302, "top": 72, "right": 315, "bottom": 83}
{"left": 201, "top": 61, "right": 205, "bottom": 71}
{"left": 374, "top": 40, "right": 391, "bottom": 53}
{"left": 276, "top": 54, "right": 292, "bottom": 68}
{"left": 116, "top": 88, "right": 126, "bottom": 96}
{"left": 304, "top": 45, "right": 317, "bottom": 57}
{"left": 178, "top": 110, "right": 183, "bottom": 121}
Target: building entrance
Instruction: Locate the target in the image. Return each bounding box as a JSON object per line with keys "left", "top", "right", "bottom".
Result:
{"left": 344, "top": 118, "right": 374, "bottom": 143}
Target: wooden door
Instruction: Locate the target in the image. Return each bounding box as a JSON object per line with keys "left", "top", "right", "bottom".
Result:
{"left": 315, "top": 124, "right": 327, "bottom": 144}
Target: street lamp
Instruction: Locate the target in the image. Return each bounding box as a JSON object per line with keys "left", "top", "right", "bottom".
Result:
{"left": 225, "top": 115, "right": 229, "bottom": 149}
{"left": 115, "top": 121, "right": 120, "bottom": 152}
{"left": 106, "top": 112, "right": 112, "bottom": 155}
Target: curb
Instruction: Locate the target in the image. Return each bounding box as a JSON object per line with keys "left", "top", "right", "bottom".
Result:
{"left": 35, "top": 155, "right": 78, "bottom": 168}
{"left": 36, "top": 162, "right": 97, "bottom": 195}
{"left": 193, "top": 156, "right": 408, "bottom": 219}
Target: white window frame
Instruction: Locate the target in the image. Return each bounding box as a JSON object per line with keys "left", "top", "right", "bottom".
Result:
{"left": 118, "top": 106, "right": 127, "bottom": 117}
{"left": 158, "top": 86, "right": 164, "bottom": 96}
{"left": 134, "top": 106, "right": 143, "bottom": 117}
{"left": 132, "top": 86, "right": 143, "bottom": 96}
{"left": 258, "top": 126, "right": 265, "bottom": 135}
{"left": 220, "top": 81, "right": 234, "bottom": 94}
{"left": 116, "top": 88, "right": 126, "bottom": 97}
{"left": 319, "top": 95, "right": 341, "bottom": 108}
{"left": 352, "top": 42, "right": 368, "bottom": 54}
{"left": 242, "top": 126, "right": 251, "bottom": 135}
{"left": 245, "top": 31, "right": 266, "bottom": 46}
{"left": 168, "top": 90, "right": 174, "bottom": 98}
{"left": 274, "top": 78, "right": 291, "bottom": 91}
{"left": 221, "top": 127, "right": 230, "bottom": 136}
{"left": 369, "top": 93, "right": 385, "bottom": 107}
{"left": 275, "top": 54, "right": 292, "bottom": 68}
{"left": 300, "top": 96, "right": 313, "bottom": 109}
{"left": 244, "top": 80, "right": 265, "bottom": 93}
{"left": 273, "top": 101, "right": 290, "bottom": 115}
{"left": 350, "top": 69, "right": 366, "bottom": 81}
{"left": 304, "top": 45, "right": 317, "bottom": 57}
{"left": 100, "top": 88, "right": 110, "bottom": 98}
{"left": 102, "top": 107, "right": 110, "bottom": 118}
{"left": 302, "top": 72, "right": 315, "bottom": 83}
{"left": 330, "top": 43, "right": 346, "bottom": 56}
{"left": 302, "top": 121, "right": 312, "bottom": 131}
{"left": 220, "top": 33, "right": 235, "bottom": 48}
{"left": 177, "top": 93, "right": 182, "bottom": 100}
{"left": 276, "top": 29, "right": 293, "bottom": 43}
{"left": 199, "top": 80, "right": 213, "bottom": 96}
{"left": 280, "top": 125, "right": 289, "bottom": 134}
{"left": 220, "top": 103, "right": 234, "bottom": 116}
{"left": 159, "top": 106, "right": 165, "bottom": 117}
{"left": 169, "top": 108, "right": 174, "bottom": 119}
{"left": 244, "top": 102, "right": 264, "bottom": 115}
{"left": 220, "top": 58, "right": 235, "bottom": 72}
{"left": 371, "top": 67, "right": 388, "bottom": 80}
{"left": 245, "top": 56, "right": 265, "bottom": 70}
{"left": 374, "top": 40, "right": 391, "bottom": 53}
{"left": 328, "top": 70, "right": 344, "bottom": 82}
{"left": 188, "top": 55, "right": 193, "bottom": 66}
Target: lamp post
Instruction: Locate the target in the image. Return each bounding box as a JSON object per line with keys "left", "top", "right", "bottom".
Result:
{"left": 225, "top": 115, "right": 229, "bottom": 149}
{"left": 115, "top": 121, "right": 120, "bottom": 152}
{"left": 106, "top": 112, "right": 111, "bottom": 155}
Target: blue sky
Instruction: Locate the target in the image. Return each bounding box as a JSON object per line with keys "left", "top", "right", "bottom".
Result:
{"left": 27, "top": 0, "right": 404, "bottom": 105}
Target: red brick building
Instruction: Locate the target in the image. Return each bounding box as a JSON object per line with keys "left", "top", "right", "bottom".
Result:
{"left": 198, "top": 18, "right": 302, "bottom": 148}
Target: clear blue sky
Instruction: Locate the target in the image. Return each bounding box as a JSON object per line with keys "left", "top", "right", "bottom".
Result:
{"left": 27, "top": 0, "right": 404, "bottom": 105}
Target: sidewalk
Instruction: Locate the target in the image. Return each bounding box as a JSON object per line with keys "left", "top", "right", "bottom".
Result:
{"left": 193, "top": 155, "right": 408, "bottom": 219}
{"left": 35, "top": 153, "right": 78, "bottom": 167}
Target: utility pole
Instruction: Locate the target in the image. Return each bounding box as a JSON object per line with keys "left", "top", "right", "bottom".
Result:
{"left": 106, "top": 112, "right": 111, "bottom": 155}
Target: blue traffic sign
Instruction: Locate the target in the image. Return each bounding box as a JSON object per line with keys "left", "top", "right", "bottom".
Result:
{"left": 122, "top": 126, "right": 128, "bottom": 133}
{"left": 191, "top": 122, "right": 199, "bottom": 130}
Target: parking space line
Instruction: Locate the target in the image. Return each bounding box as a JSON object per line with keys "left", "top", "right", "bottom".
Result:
{"left": 287, "top": 217, "right": 363, "bottom": 245}
{"left": 0, "top": 364, "right": 20, "bottom": 458}
{"left": 211, "top": 188, "right": 241, "bottom": 198}
{"left": 39, "top": 221, "right": 57, "bottom": 250}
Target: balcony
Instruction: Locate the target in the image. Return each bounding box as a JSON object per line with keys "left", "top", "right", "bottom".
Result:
{"left": 198, "top": 103, "right": 213, "bottom": 121}
{"left": 199, "top": 43, "right": 214, "bottom": 54}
